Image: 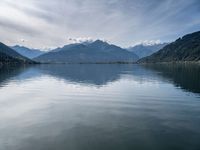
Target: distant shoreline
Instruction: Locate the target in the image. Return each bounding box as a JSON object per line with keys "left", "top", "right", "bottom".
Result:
{"left": 137, "top": 61, "right": 200, "bottom": 65}
{"left": 35, "top": 61, "right": 137, "bottom": 65}
{"left": 1, "top": 61, "right": 200, "bottom": 66}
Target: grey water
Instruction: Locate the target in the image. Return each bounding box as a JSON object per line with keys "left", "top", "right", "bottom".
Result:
{"left": 0, "top": 64, "right": 200, "bottom": 150}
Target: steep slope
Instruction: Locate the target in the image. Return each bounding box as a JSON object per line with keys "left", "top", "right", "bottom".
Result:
{"left": 34, "top": 40, "right": 139, "bottom": 63}
{"left": 0, "top": 42, "right": 35, "bottom": 64}
{"left": 139, "top": 31, "right": 200, "bottom": 63}
{"left": 12, "top": 45, "right": 45, "bottom": 59}
{"left": 128, "top": 43, "right": 168, "bottom": 59}
{"left": 0, "top": 52, "right": 24, "bottom": 65}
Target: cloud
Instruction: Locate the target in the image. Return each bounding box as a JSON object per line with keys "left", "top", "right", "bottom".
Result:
{"left": 0, "top": 18, "right": 40, "bottom": 36}
{"left": 67, "top": 37, "right": 94, "bottom": 43}
{"left": 19, "top": 38, "right": 26, "bottom": 43}
{"left": 133, "top": 40, "right": 162, "bottom": 46}
{"left": 0, "top": 0, "right": 199, "bottom": 49}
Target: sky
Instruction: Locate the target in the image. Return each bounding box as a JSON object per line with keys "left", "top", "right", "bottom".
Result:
{"left": 0, "top": 0, "right": 200, "bottom": 50}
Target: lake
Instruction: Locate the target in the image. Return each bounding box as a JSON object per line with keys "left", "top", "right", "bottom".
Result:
{"left": 0, "top": 64, "right": 200, "bottom": 150}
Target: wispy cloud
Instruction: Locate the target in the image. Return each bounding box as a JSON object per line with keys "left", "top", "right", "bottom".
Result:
{"left": 0, "top": 0, "right": 199, "bottom": 49}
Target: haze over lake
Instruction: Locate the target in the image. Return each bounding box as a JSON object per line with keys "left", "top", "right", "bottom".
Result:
{"left": 0, "top": 64, "right": 200, "bottom": 150}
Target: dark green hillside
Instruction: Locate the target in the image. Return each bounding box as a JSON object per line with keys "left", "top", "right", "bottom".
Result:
{"left": 139, "top": 31, "right": 200, "bottom": 63}
{"left": 0, "top": 52, "right": 25, "bottom": 65}
{"left": 0, "top": 42, "right": 35, "bottom": 65}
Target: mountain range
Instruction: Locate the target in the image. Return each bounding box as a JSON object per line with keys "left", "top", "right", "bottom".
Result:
{"left": 128, "top": 43, "right": 168, "bottom": 59}
{"left": 0, "top": 42, "right": 34, "bottom": 65}
{"left": 34, "top": 40, "right": 139, "bottom": 63}
{"left": 139, "top": 31, "right": 200, "bottom": 63}
{"left": 11, "top": 45, "right": 45, "bottom": 59}
{"left": 0, "top": 30, "right": 200, "bottom": 65}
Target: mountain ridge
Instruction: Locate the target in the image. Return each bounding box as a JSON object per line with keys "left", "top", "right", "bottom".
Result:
{"left": 128, "top": 43, "right": 168, "bottom": 59}
{"left": 34, "top": 40, "right": 139, "bottom": 63}
{"left": 11, "top": 45, "right": 45, "bottom": 59}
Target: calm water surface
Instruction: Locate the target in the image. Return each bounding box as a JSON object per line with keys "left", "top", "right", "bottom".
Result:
{"left": 0, "top": 64, "right": 200, "bottom": 150}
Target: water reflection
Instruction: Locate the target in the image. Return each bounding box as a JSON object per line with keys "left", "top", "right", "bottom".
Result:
{"left": 0, "top": 65, "right": 29, "bottom": 87}
{"left": 0, "top": 64, "right": 200, "bottom": 150}
{"left": 0, "top": 64, "right": 200, "bottom": 94}
{"left": 38, "top": 64, "right": 164, "bottom": 86}
{"left": 142, "top": 64, "right": 200, "bottom": 94}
